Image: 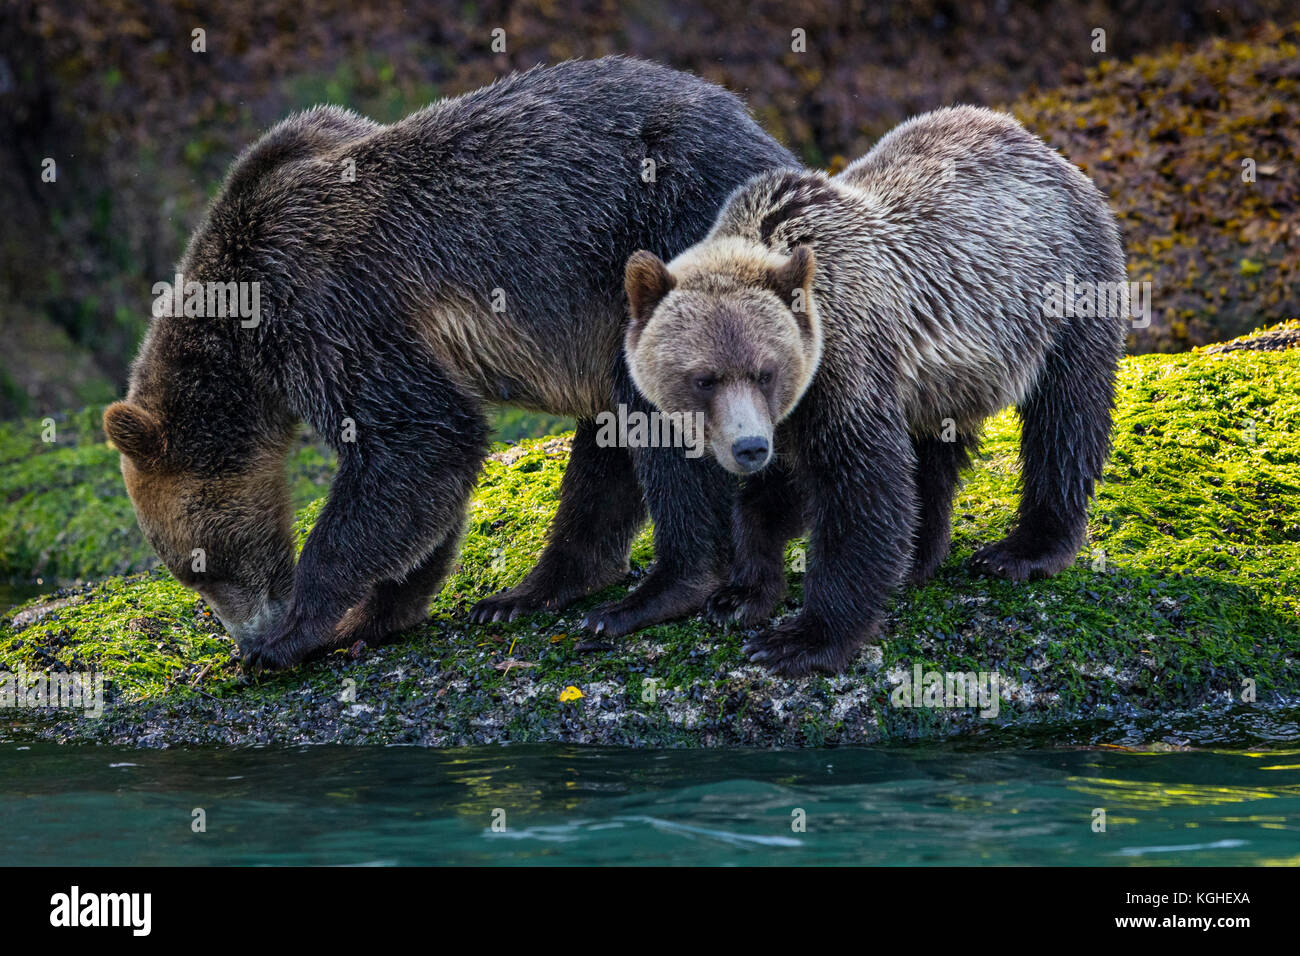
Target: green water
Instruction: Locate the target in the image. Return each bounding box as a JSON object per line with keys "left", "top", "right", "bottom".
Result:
{"left": 1, "top": 743, "right": 1296, "bottom": 865}
{"left": 0, "top": 582, "right": 46, "bottom": 614}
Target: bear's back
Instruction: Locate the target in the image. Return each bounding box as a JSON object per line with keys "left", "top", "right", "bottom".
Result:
{"left": 826, "top": 107, "right": 1124, "bottom": 430}
{"left": 174, "top": 58, "right": 796, "bottom": 419}
{"left": 198, "top": 58, "right": 793, "bottom": 280}
{"left": 708, "top": 108, "right": 1125, "bottom": 434}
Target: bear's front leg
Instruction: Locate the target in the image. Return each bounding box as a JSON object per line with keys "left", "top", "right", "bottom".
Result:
{"left": 330, "top": 511, "right": 469, "bottom": 651}
{"left": 241, "top": 411, "right": 487, "bottom": 671}
{"left": 705, "top": 459, "right": 808, "bottom": 628}
{"left": 578, "top": 374, "right": 736, "bottom": 640}
{"left": 577, "top": 449, "right": 730, "bottom": 638}
{"left": 742, "top": 394, "right": 917, "bottom": 677}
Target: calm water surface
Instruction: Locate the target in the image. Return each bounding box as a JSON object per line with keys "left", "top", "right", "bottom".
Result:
{"left": 1, "top": 743, "right": 1296, "bottom": 865}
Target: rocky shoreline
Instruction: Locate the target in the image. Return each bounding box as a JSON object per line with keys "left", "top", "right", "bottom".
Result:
{"left": 3, "top": 339, "right": 1299, "bottom": 748}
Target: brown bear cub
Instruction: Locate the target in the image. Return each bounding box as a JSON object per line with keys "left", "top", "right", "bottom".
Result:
{"left": 104, "top": 57, "right": 796, "bottom": 670}
{"left": 624, "top": 106, "right": 1127, "bottom": 676}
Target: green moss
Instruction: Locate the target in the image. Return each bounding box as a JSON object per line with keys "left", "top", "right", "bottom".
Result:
{"left": 3, "top": 344, "right": 1297, "bottom": 745}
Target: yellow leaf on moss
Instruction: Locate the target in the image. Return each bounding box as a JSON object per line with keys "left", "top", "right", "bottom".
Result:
{"left": 559, "top": 685, "right": 584, "bottom": 703}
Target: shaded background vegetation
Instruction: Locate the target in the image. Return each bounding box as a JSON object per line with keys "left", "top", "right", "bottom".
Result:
{"left": 1, "top": 0, "right": 1296, "bottom": 419}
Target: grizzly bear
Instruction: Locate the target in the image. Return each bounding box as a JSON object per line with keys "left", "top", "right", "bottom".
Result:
{"left": 623, "top": 106, "right": 1127, "bottom": 676}
{"left": 103, "top": 57, "right": 796, "bottom": 669}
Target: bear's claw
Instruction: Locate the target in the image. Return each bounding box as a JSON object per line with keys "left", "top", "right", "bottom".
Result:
{"left": 970, "top": 535, "right": 1077, "bottom": 582}
{"left": 238, "top": 636, "right": 302, "bottom": 673}
{"left": 469, "top": 580, "right": 592, "bottom": 626}
{"left": 741, "top": 615, "right": 862, "bottom": 677}
{"left": 467, "top": 591, "right": 549, "bottom": 626}
{"left": 704, "top": 583, "right": 780, "bottom": 628}
{"left": 579, "top": 604, "right": 642, "bottom": 640}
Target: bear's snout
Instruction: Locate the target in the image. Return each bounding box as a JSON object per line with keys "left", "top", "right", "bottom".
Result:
{"left": 731, "top": 436, "right": 771, "bottom": 472}
{"left": 208, "top": 593, "right": 288, "bottom": 647}
{"left": 710, "top": 382, "right": 775, "bottom": 475}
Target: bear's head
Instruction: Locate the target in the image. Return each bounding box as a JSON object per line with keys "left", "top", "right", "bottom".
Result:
{"left": 623, "top": 239, "right": 822, "bottom": 474}
{"left": 103, "top": 401, "right": 296, "bottom": 644}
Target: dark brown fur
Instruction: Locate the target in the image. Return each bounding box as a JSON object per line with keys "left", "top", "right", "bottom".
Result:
{"left": 106, "top": 58, "right": 796, "bottom": 668}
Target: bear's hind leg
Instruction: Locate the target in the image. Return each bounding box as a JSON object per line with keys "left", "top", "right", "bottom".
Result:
{"left": 469, "top": 417, "right": 647, "bottom": 624}
{"left": 909, "top": 431, "right": 977, "bottom": 585}
{"left": 971, "top": 322, "right": 1118, "bottom": 581}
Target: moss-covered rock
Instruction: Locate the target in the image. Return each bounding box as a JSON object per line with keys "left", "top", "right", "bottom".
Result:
{"left": 3, "top": 340, "right": 1297, "bottom": 747}
{"left": 1204, "top": 319, "right": 1300, "bottom": 354}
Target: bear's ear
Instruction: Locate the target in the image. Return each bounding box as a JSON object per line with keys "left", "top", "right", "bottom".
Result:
{"left": 104, "top": 401, "right": 164, "bottom": 466}
{"left": 767, "top": 245, "right": 817, "bottom": 330}
{"left": 625, "top": 250, "right": 675, "bottom": 330}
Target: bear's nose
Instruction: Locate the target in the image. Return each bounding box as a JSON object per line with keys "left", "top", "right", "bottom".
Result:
{"left": 731, "top": 436, "right": 770, "bottom": 472}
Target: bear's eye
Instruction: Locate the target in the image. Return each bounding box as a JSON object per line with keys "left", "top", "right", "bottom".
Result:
{"left": 756, "top": 370, "right": 773, "bottom": 387}
{"left": 694, "top": 375, "right": 717, "bottom": 393}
